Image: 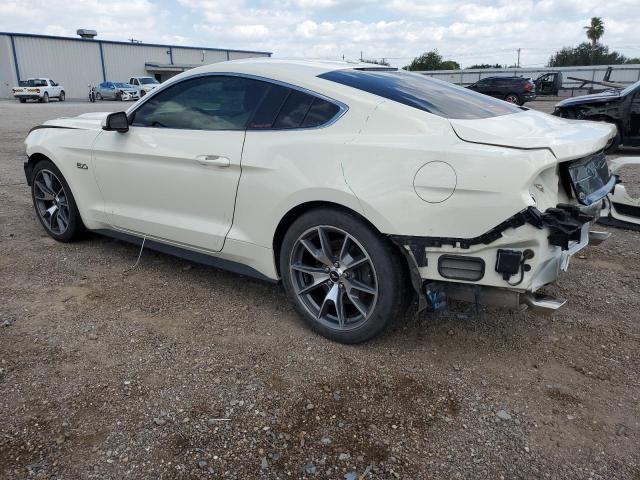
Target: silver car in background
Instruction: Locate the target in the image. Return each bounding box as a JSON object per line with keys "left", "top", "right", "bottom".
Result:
{"left": 96, "top": 82, "right": 139, "bottom": 101}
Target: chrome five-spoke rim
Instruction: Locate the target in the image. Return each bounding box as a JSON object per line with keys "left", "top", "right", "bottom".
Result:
{"left": 33, "top": 169, "right": 70, "bottom": 235}
{"left": 290, "top": 226, "right": 378, "bottom": 331}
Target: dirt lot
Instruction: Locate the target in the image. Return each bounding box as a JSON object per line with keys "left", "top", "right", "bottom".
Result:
{"left": 1, "top": 99, "right": 639, "bottom": 480}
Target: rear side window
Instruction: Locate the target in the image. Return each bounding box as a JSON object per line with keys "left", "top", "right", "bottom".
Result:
{"left": 274, "top": 90, "right": 315, "bottom": 128}
{"left": 318, "top": 69, "right": 522, "bottom": 119}
{"left": 248, "top": 85, "right": 342, "bottom": 130}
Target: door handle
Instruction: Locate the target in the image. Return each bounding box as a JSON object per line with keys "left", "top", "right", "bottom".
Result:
{"left": 196, "top": 155, "right": 230, "bottom": 167}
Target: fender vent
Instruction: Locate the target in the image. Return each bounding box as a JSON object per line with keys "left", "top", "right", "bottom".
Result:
{"left": 438, "top": 255, "right": 485, "bottom": 282}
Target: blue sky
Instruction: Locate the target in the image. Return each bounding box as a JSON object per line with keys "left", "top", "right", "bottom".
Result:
{"left": 2, "top": 0, "right": 639, "bottom": 67}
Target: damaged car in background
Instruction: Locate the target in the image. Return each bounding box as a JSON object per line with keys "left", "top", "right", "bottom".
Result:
{"left": 553, "top": 79, "right": 640, "bottom": 152}
{"left": 22, "top": 59, "right": 618, "bottom": 343}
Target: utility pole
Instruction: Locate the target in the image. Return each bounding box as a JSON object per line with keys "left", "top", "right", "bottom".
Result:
{"left": 360, "top": 51, "right": 363, "bottom": 61}
{"left": 516, "top": 48, "right": 521, "bottom": 68}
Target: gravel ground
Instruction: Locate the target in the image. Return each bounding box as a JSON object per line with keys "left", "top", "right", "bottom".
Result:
{"left": 1, "top": 99, "right": 639, "bottom": 480}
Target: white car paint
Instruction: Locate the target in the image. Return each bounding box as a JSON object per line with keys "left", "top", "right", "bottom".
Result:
{"left": 24, "top": 58, "right": 617, "bottom": 311}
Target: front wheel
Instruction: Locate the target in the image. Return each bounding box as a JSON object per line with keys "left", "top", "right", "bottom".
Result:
{"left": 96, "top": 92, "right": 103, "bottom": 101}
{"left": 59, "top": 91, "right": 65, "bottom": 102}
{"left": 280, "top": 208, "right": 410, "bottom": 343}
{"left": 19, "top": 98, "right": 26, "bottom": 103}
{"left": 31, "top": 160, "right": 84, "bottom": 242}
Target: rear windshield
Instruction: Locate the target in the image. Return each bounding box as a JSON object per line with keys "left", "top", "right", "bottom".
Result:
{"left": 318, "top": 69, "right": 522, "bottom": 119}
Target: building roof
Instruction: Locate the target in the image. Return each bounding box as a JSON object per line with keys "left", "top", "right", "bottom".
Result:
{"left": 0, "top": 31, "right": 271, "bottom": 55}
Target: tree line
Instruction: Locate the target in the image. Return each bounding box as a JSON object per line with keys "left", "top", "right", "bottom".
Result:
{"left": 401, "top": 17, "right": 639, "bottom": 71}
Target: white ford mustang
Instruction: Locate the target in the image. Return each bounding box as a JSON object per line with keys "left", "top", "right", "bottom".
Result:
{"left": 24, "top": 59, "right": 617, "bottom": 343}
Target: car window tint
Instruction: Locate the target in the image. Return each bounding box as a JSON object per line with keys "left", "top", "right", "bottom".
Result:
{"left": 273, "top": 90, "right": 315, "bottom": 128}
{"left": 248, "top": 84, "right": 290, "bottom": 128}
{"left": 301, "top": 98, "right": 340, "bottom": 127}
{"left": 319, "top": 69, "right": 521, "bottom": 119}
{"left": 131, "top": 76, "right": 270, "bottom": 130}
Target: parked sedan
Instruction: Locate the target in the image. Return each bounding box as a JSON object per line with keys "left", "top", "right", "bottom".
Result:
{"left": 96, "top": 82, "right": 139, "bottom": 101}
{"left": 467, "top": 76, "right": 536, "bottom": 105}
{"left": 23, "top": 59, "right": 616, "bottom": 343}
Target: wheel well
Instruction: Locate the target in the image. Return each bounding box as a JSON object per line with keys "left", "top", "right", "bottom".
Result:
{"left": 25, "top": 153, "right": 50, "bottom": 185}
{"left": 272, "top": 201, "right": 382, "bottom": 276}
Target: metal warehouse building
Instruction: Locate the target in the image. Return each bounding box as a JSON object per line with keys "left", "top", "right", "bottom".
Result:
{"left": 0, "top": 32, "right": 271, "bottom": 100}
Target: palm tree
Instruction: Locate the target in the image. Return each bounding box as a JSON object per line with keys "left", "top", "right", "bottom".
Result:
{"left": 584, "top": 17, "right": 605, "bottom": 47}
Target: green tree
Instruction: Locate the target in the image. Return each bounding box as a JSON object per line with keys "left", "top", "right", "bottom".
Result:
{"left": 584, "top": 17, "right": 605, "bottom": 47}
{"left": 403, "top": 50, "right": 460, "bottom": 71}
{"left": 548, "top": 42, "right": 632, "bottom": 67}
{"left": 466, "top": 63, "right": 502, "bottom": 69}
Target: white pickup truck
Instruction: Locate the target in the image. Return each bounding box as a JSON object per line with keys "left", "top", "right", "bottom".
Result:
{"left": 128, "top": 76, "right": 160, "bottom": 97}
{"left": 12, "top": 78, "right": 65, "bottom": 103}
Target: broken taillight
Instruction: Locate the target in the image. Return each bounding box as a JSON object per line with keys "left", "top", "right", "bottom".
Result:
{"left": 523, "top": 82, "right": 533, "bottom": 92}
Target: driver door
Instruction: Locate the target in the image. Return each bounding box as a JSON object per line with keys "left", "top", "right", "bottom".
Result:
{"left": 92, "top": 75, "right": 270, "bottom": 252}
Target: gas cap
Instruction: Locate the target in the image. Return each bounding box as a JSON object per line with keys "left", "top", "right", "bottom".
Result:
{"left": 413, "top": 161, "right": 457, "bottom": 203}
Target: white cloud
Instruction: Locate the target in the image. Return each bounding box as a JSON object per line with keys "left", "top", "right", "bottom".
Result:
{"left": 1, "top": 0, "right": 639, "bottom": 68}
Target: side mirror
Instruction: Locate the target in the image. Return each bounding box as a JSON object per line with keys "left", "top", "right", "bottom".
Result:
{"left": 103, "top": 112, "right": 129, "bottom": 133}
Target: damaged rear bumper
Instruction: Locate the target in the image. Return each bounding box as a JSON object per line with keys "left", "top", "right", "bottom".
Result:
{"left": 391, "top": 202, "right": 603, "bottom": 313}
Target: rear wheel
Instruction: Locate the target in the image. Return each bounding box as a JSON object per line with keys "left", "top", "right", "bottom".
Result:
{"left": 280, "top": 208, "right": 410, "bottom": 343}
{"left": 504, "top": 93, "right": 521, "bottom": 105}
{"left": 41, "top": 92, "right": 49, "bottom": 103}
{"left": 31, "top": 160, "right": 84, "bottom": 242}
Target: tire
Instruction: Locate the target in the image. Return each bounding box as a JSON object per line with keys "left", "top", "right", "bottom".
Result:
{"left": 116, "top": 92, "right": 123, "bottom": 101}
{"left": 140, "top": 90, "right": 146, "bottom": 97}
{"left": 31, "top": 159, "right": 84, "bottom": 242}
{"left": 504, "top": 93, "right": 521, "bottom": 105}
{"left": 279, "top": 208, "right": 410, "bottom": 344}
{"left": 19, "top": 98, "right": 26, "bottom": 103}
{"left": 59, "top": 91, "right": 65, "bottom": 102}
{"left": 42, "top": 92, "right": 49, "bottom": 103}
{"left": 605, "top": 123, "right": 622, "bottom": 154}
{"left": 96, "top": 92, "right": 103, "bottom": 101}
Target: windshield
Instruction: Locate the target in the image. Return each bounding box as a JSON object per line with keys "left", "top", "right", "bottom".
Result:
{"left": 140, "top": 78, "right": 159, "bottom": 85}
{"left": 620, "top": 79, "right": 640, "bottom": 96}
{"left": 318, "top": 69, "right": 522, "bottom": 119}
{"left": 115, "top": 83, "right": 132, "bottom": 88}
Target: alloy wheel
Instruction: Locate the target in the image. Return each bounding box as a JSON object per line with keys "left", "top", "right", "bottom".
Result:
{"left": 33, "top": 169, "right": 70, "bottom": 235}
{"left": 505, "top": 94, "right": 519, "bottom": 104}
{"left": 289, "top": 226, "right": 378, "bottom": 331}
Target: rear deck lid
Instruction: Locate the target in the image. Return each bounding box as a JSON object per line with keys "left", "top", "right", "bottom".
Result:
{"left": 449, "top": 109, "right": 615, "bottom": 161}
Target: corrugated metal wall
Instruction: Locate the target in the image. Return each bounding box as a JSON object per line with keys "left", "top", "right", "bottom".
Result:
{"left": 102, "top": 43, "right": 169, "bottom": 83}
{"left": 418, "top": 64, "right": 640, "bottom": 88}
{"left": 11, "top": 36, "right": 104, "bottom": 100}
{"left": 0, "top": 36, "right": 16, "bottom": 99}
{"left": 172, "top": 47, "right": 228, "bottom": 65}
{"left": 0, "top": 33, "right": 271, "bottom": 99}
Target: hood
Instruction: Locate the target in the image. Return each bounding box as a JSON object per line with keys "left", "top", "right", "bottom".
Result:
{"left": 449, "top": 109, "right": 615, "bottom": 161}
{"left": 42, "top": 112, "right": 110, "bottom": 130}
{"left": 556, "top": 90, "right": 621, "bottom": 108}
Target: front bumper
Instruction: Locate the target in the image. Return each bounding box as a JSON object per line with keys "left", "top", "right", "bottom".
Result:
{"left": 14, "top": 94, "right": 41, "bottom": 100}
